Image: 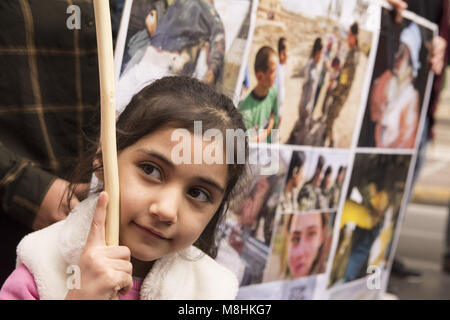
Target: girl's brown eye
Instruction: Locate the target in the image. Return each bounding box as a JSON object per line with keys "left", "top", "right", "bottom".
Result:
{"left": 187, "top": 188, "right": 211, "bottom": 203}
{"left": 140, "top": 163, "right": 162, "bottom": 181}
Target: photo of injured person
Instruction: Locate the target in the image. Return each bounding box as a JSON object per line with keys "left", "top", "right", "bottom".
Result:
{"left": 358, "top": 7, "right": 436, "bottom": 149}
{"left": 115, "top": 0, "right": 253, "bottom": 112}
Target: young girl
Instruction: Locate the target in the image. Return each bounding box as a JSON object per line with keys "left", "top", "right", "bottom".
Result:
{"left": 0, "top": 76, "right": 249, "bottom": 300}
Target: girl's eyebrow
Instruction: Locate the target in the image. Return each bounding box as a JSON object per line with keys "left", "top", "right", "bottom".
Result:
{"left": 137, "top": 148, "right": 175, "bottom": 169}
{"left": 198, "top": 177, "right": 225, "bottom": 194}
{"left": 136, "top": 148, "right": 225, "bottom": 194}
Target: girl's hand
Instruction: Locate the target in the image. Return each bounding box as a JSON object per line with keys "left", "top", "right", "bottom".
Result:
{"left": 65, "top": 192, "right": 133, "bottom": 300}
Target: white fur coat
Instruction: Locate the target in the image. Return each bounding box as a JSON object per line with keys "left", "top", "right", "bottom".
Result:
{"left": 16, "top": 195, "right": 238, "bottom": 300}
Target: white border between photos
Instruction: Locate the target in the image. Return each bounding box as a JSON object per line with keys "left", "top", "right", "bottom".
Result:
{"left": 231, "top": 0, "right": 259, "bottom": 106}
{"left": 113, "top": 0, "right": 133, "bottom": 86}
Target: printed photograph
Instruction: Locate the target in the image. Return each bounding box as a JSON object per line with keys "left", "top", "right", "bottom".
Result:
{"left": 215, "top": 146, "right": 288, "bottom": 286}
{"left": 115, "top": 0, "right": 253, "bottom": 112}
{"left": 263, "top": 210, "right": 337, "bottom": 282}
{"left": 238, "top": 0, "right": 379, "bottom": 146}
{"left": 280, "top": 150, "right": 349, "bottom": 212}
{"left": 358, "top": 7, "right": 436, "bottom": 149}
{"left": 328, "top": 153, "right": 411, "bottom": 288}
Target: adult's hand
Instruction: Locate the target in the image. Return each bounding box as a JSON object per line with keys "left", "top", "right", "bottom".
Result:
{"left": 65, "top": 192, "right": 132, "bottom": 300}
{"left": 431, "top": 36, "right": 447, "bottom": 76}
{"left": 31, "top": 178, "right": 84, "bottom": 230}
{"left": 387, "top": 0, "right": 447, "bottom": 75}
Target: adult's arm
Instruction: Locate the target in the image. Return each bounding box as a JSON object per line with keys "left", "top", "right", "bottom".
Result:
{"left": 0, "top": 142, "right": 56, "bottom": 229}
{"left": 0, "top": 143, "right": 82, "bottom": 230}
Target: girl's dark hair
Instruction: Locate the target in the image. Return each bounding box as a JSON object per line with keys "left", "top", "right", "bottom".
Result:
{"left": 68, "top": 76, "right": 249, "bottom": 259}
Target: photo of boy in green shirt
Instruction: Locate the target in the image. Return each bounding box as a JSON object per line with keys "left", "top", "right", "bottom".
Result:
{"left": 239, "top": 46, "right": 279, "bottom": 143}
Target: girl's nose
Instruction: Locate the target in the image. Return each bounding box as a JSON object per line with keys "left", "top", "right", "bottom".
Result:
{"left": 149, "top": 186, "right": 181, "bottom": 224}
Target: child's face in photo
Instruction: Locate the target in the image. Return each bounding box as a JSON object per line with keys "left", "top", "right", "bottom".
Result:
{"left": 116, "top": 127, "right": 228, "bottom": 262}
{"left": 287, "top": 213, "right": 324, "bottom": 279}
{"left": 258, "top": 54, "right": 278, "bottom": 89}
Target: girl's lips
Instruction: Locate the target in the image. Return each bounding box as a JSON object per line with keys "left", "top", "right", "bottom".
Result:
{"left": 134, "top": 222, "right": 169, "bottom": 240}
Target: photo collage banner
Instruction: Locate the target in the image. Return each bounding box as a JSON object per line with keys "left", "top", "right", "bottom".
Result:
{"left": 114, "top": 0, "right": 438, "bottom": 299}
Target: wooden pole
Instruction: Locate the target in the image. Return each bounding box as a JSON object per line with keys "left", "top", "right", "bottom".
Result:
{"left": 93, "top": 0, "right": 120, "bottom": 247}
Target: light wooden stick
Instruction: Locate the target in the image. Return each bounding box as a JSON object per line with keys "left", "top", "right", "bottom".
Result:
{"left": 93, "top": 0, "right": 120, "bottom": 247}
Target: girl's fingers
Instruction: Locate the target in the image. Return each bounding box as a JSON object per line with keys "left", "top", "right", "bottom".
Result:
{"left": 109, "top": 259, "right": 133, "bottom": 275}
{"left": 86, "top": 192, "right": 109, "bottom": 247}
{"left": 114, "top": 272, "right": 133, "bottom": 297}
{"left": 103, "top": 245, "right": 131, "bottom": 261}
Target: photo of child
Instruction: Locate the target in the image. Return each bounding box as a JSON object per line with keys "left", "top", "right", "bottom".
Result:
{"left": 263, "top": 211, "right": 336, "bottom": 282}
{"left": 242, "top": 0, "right": 378, "bottom": 147}
{"left": 239, "top": 46, "right": 279, "bottom": 143}
{"left": 216, "top": 147, "right": 288, "bottom": 286}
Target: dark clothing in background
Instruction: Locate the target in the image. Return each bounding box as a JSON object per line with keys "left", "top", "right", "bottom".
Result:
{"left": 0, "top": 0, "right": 121, "bottom": 286}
